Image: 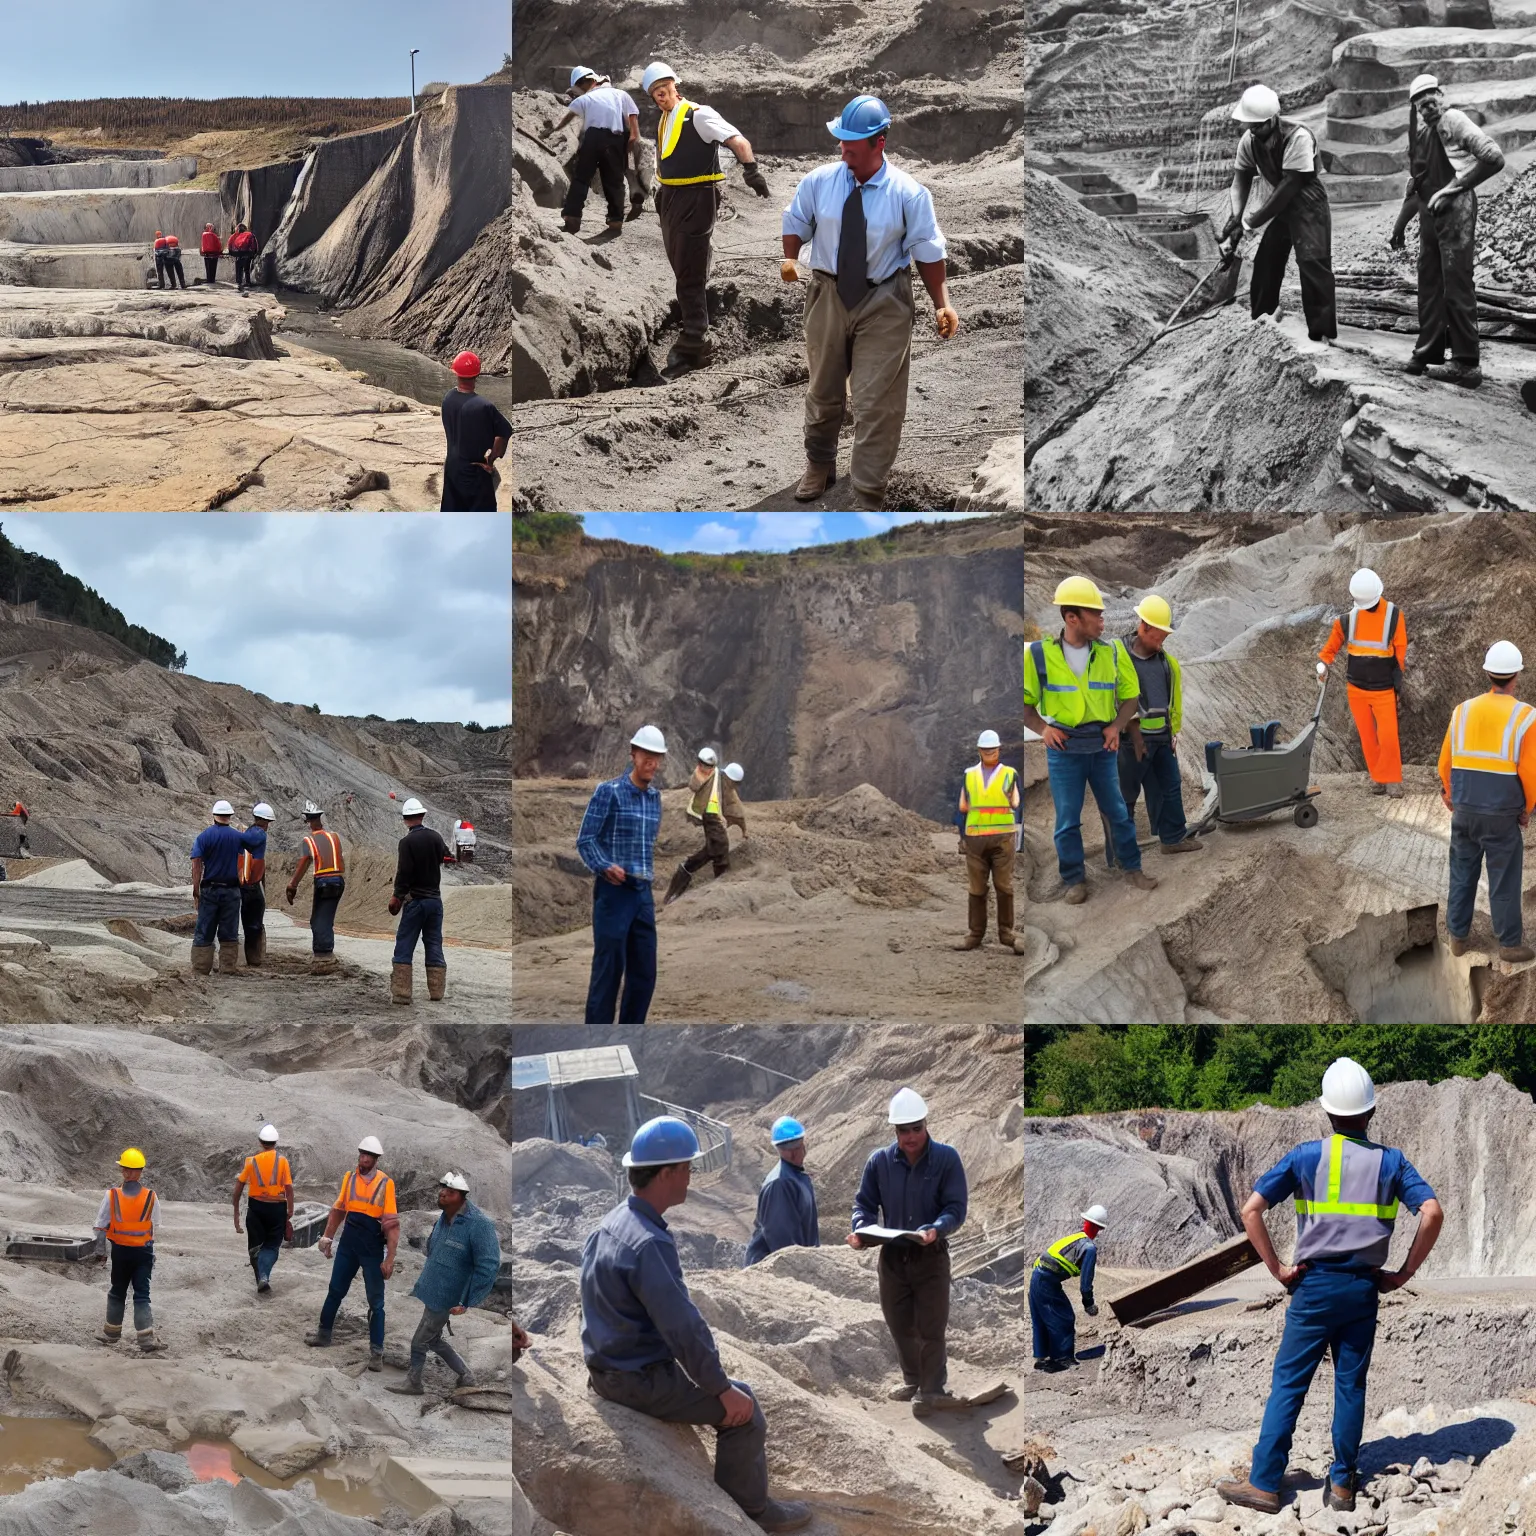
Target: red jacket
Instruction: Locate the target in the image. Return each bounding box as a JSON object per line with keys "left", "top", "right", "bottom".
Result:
{"left": 201, "top": 230, "right": 223, "bottom": 255}
{"left": 229, "top": 231, "right": 258, "bottom": 254}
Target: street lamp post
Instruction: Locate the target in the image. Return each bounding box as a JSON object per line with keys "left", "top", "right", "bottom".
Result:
{"left": 410, "top": 49, "right": 421, "bottom": 116}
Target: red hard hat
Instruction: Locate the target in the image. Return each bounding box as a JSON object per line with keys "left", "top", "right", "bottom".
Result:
{"left": 451, "top": 351, "right": 482, "bottom": 378}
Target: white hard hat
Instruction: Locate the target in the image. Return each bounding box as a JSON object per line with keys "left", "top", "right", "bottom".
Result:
{"left": 439, "top": 1170, "right": 470, "bottom": 1192}
{"left": 212, "top": 800, "right": 234, "bottom": 817}
{"left": 697, "top": 747, "right": 718, "bottom": 765}
{"left": 357, "top": 1135, "right": 384, "bottom": 1156}
{"left": 977, "top": 729, "right": 1001, "bottom": 749}
{"left": 258, "top": 1124, "right": 279, "bottom": 1142}
{"left": 1349, "top": 568, "right": 1383, "bottom": 608}
{"left": 304, "top": 800, "right": 323, "bottom": 817}
{"left": 1485, "top": 640, "right": 1524, "bottom": 676}
{"left": 401, "top": 797, "right": 426, "bottom": 817}
{"left": 1408, "top": 73, "right": 1441, "bottom": 100}
{"left": 251, "top": 803, "right": 275, "bottom": 821}
{"left": 1081, "top": 1204, "right": 1109, "bottom": 1229}
{"left": 570, "top": 66, "right": 598, "bottom": 89}
{"left": 724, "top": 762, "right": 744, "bottom": 782}
{"left": 888, "top": 1087, "right": 929, "bottom": 1124}
{"left": 1319, "top": 1058, "right": 1376, "bottom": 1116}
{"left": 630, "top": 724, "right": 667, "bottom": 754}
{"left": 1232, "top": 83, "right": 1281, "bottom": 123}
{"left": 641, "top": 61, "right": 677, "bottom": 94}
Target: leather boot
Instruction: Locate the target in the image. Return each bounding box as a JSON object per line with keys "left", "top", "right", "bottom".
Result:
{"left": 426, "top": 966, "right": 446, "bottom": 1002}
{"left": 662, "top": 865, "right": 692, "bottom": 906}
{"left": 244, "top": 931, "right": 263, "bottom": 967}
{"left": 391, "top": 963, "right": 413, "bottom": 1005}
{"left": 218, "top": 943, "right": 240, "bottom": 974}
{"left": 387, "top": 1368, "right": 425, "bottom": 1396}
{"left": 997, "top": 890, "right": 1016, "bottom": 948}
{"left": 1216, "top": 1478, "right": 1280, "bottom": 1514}
{"left": 311, "top": 953, "right": 339, "bottom": 976}
{"left": 795, "top": 460, "right": 836, "bottom": 501}
{"left": 137, "top": 1329, "right": 166, "bottom": 1354}
{"left": 190, "top": 945, "right": 214, "bottom": 975}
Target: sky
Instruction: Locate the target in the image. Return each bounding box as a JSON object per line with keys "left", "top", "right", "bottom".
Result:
{"left": 581, "top": 512, "right": 985, "bottom": 553}
{"left": 1, "top": 514, "right": 511, "bottom": 726}
{"left": 2, "top": 0, "right": 510, "bottom": 102}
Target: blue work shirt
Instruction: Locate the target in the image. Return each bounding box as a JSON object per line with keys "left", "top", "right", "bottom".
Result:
{"left": 743, "top": 1159, "right": 819, "bottom": 1267}
{"left": 781, "top": 158, "right": 947, "bottom": 283}
{"left": 577, "top": 772, "right": 663, "bottom": 884}
{"left": 580, "top": 1195, "right": 730, "bottom": 1396}
{"left": 190, "top": 822, "right": 265, "bottom": 884}
{"left": 410, "top": 1200, "right": 503, "bottom": 1313}
{"left": 851, "top": 1136, "right": 967, "bottom": 1240}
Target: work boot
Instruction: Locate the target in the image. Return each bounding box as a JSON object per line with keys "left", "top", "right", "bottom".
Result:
{"left": 887, "top": 1382, "right": 918, "bottom": 1401}
{"left": 455, "top": 1368, "right": 478, "bottom": 1388}
{"left": 390, "top": 963, "right": 413, "bottom": 1005}
{"left": 244, "top": 933, "right": 262, "bottom": 967}
{"left": 1369, "top": 781, "right": 1387, "bottom": 795}
{"left": 1500, "top": 945, "right": 1536, "bottom": 963}
{"left": 662, "top": 865, "right": 693, "bottom": 907}
{"left": 1159, "top": 836, "right": 1204, "bottom": 854}
{"left": 137, "top": 1330, "right": 166, "bottom": 1354}
{"left": 626, "top": 195, "right": 646, "bottom": 221}
{"left": 754, "top": 1501, "right": 813, "bottom": 1533}
{"left": 311, "top": 953, "right": 339, "bottom": 976}
{"left": 1127, "top": 870, "right": 1159, "bottom": 891}
{"left": 560, "top": 215, "right": 580, "bottom": 234}
{"left": 605, "top": 219, "right": 624, "bottom": 234}
{"left": 257, "top": 1278, "right": 271, "bottom": 1294}
{"left": 1216, "top": 1478, "right": 1281, "bottom": 1514}
{"left": 1401, "top": 355, "right": 1432, "bottom": 375}
{"left": 1427, "top": 361, "right": 1483, "bottom": 388}
{"left": 953, "top": 893, "right": 987, "bottom": 950}
{"left": 190, "top": 945, "right": 214, "bottom": 975}
{"left": 97, "top": 1325, "right": 122, "bottom": 1345}
{"left": 368, "top": 1349, "right": 384, "bottom": 1372}
{"left": 794, "top": 460, "right": 836, "bottom": 501}
{"left": 387, "top": 1372, "right": 424, "bottom": 1396}
{"left": 1064, "top": 883, "right": 1088, "bottom": 905}
{"left": 426, "top": 965, "right": 446, "bottom": 1001}
{"left": 218, "top": 944, "right": 240, "bottom": 974}
{"left": 305, "top": 1329, "right": 333, "bottom": 1347}
{"left": 1522, "top": 378, "right": 1536, "bottom": 414}
{"left": 1448, "top": 935, "right": 1470, "bottom": 956}
{"left": 912, "top": 1390, "right": 967, "bottom": 1416}
{"left": 1385, "top": 783, "right": 1404, "bottom": 799}
{"left": 1324, "top": 1478, "right": 1357, "bottom": 1512}
{"left": 997, "top": 890, "right": 1016, "bottom": 945}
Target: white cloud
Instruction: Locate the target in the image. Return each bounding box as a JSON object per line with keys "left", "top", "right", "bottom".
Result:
{"left": 857, "top": 513, "right": 894, "bottom": 532}
{"left": 748, "top": 513, "right": 825, "bottom": 549}
{"left": 687, "top": 521, "right": 745, "bottom": 553}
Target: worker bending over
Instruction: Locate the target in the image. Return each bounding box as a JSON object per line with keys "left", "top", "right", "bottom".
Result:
{"left": 1029, "top": 1205, "right": 1105, "bottom": 1371}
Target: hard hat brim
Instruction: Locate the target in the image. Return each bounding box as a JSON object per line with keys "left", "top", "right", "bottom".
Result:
{"left": 621, "top": 1150, "right": 701, "bottom": 1167}
{"left": 826, "top": 119, "right": 889, "bottom": 140}
{"left": 1319, "top": 1091, "right": 1376, "bottom": 1115}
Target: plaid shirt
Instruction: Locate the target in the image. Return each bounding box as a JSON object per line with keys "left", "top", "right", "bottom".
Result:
{"left": 577, "top": 772, "right": 662, "bottom": 883}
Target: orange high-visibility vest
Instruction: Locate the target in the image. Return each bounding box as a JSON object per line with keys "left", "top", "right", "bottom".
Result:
{"left": 107, "top": 1187, "right": 156, "bottom": 1246}
{"left": 337, "top": 1168, "right": 396, "bottom": 1218}
{"left": 238, "top": 849, "right": 265, "bottom": 885}
{"left": 241, "top": 1149, "right": 291, "bottom": 1202}
{"left": 304, "top": 830, "right": 343, "bottom": 875}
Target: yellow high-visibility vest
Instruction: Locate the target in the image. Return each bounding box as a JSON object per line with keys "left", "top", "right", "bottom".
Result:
{"left": 963, "top": 763, "right": 1016, "bottom": 835}
{"left": 657, "top": 102, "right": 725, "bottom": 186}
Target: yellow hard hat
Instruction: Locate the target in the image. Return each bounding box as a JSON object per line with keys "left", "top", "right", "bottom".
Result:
{"left": 1134, "top": 595, "right": 1175, "bottom": 632}
{"left": 117, "top": 1147, "right": 146, "bottom": 1170}
{"left": 1052, "top": 576, "right": 1105, "bottom": 610}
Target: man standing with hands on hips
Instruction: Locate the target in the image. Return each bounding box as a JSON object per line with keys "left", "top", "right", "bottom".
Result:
{"left": 440, "top": 351, "right": 509, "bottom": 510}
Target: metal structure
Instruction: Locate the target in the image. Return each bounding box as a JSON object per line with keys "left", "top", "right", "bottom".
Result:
{"left": 639, "top": 1093, "right": 733, "bottom": 1177}
{"left": 512, "top": 1045, "right": 643, "bottom": 1147}
{"left": 1106, "top": 1233, "right": 1261, "bottom": 1326}
{"left": 410, "top": 49, "right": 421, "bottom": 116}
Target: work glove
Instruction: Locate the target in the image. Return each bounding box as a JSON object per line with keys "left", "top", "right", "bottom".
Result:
{"left": 388, "top": 896, "right": 403, "bottom": 916}
{"left": 935, "top": 306, "right": 959, "bottom": 340}
{"left": 780, "top": 259, "right": 800, "bottom": 283}
{"left": 741, "top": 162, "right": 770, "bottom": 197}
{"left": 1219, "top": 214, "right": 1243, "bottom": 244}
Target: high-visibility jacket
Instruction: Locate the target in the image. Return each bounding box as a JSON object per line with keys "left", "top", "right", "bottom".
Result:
{"left": 1293, "top": 1134, "right": 1399, "bottom": 1266}
{"left": 200, "top": 230, "right": 223, "bottom": 255}
{"left": 229, "top": 230, "right": 258, "bottom": 254}
{"left": 687, "top": 769, "right": 723, "bottom": 822}
{"left": 1438, "top": 689, "right": 1536, "bottom": 815}
{"left": 106, "top": 1186, "right": 156, "bottom": 1246}
{"left": 1319, "top": 601, "right": 1405, "bottom": 692}
{"left": 1127, "top": 642, "right": 1183, "bottom": 737}
{"left": 1025, "top": 636, "right": 1138, "bottom": 745}
{"left": 239, "top": 1149, "right": 291, "bottom": 1202}
{"left": 657, "top": 102, "right": 724, "bottom": 186}
{"left": 237, "top": 848, "right": 265, "bottom": 886}
{"left": 304, "top": 829, "right": 343, "bottom": 876}
{"left": 1034, "top": 1230, "right": 1094, "bottom": 1280}
{"left": 335, "top": 1167, "right": 398, "bottom": 1237}
{"left": 963, "top": 762, "right": 1017, "bottom": 836}
{"left": 164, "top": 235, "right": 181, "bottom": 254}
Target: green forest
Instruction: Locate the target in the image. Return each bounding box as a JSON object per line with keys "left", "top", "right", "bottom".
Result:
{"left": 1024, "top": 1024, "right": 1536, "bottom": 1115}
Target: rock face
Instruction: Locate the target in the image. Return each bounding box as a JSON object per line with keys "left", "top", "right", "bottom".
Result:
{"left": 389, "top": 206, "right": 517, "bottom": 375}
{"left": 219, "top": 159, "right": 304, "bottom": 249}
{"left": 0, "top": 157, "right": 198, "bottom": 193}
{"left": 270, "top": 120, "right": 412, "bottom": 264}
{"left": 0, "top": 187, "right": 222, "bottom": 244}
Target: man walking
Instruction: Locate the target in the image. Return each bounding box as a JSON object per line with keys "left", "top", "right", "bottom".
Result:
{"left": 1029, "top": 1204, "right": 1106, "bottom": 1372}
{"left": 238, "top": 802, "right": 273, "bottom": 967}
{"left": 94, "top": 1148, "right": 166, "bottom": 1353}
{"left": 577, "top": 725, "right": 666, "bottom": 1024}
{"left": 232, "top": 1124, "right": 293, "bottom": 1294}
{"left": 744, "top": 1117, "right": 819, "bottom": 1266}
{"left": 200, "top": 223, "right": 223, "bottom": 284}
{"left": 1320, "top": 568, "right": 1407, "bottom": 799}
{"left": 663, "top": 746, "right": 730, "bottom": 906}
{"left": 440, "top": 351, "right": 510, "bottom": 511}
{"left": 286, "top": 800, "right": 345, "bottom": 975}
{"left": 389, "top": 795, "right": 452, "bottom": 1005}
{"left": 954, "top": 728, "right": 1020, "bottom": 952}
{"left": 1218, "top": 1060, "right": 1441, "bottom": 1513}
{"left": 783, "top": 96, "right": 960, "bottom": 511}
{"left": 307, "top": 1135, "right": 399, "bottom": 1371}
{"left": 191, "top": 799, "right": 265, "bottom": 975}
{"left": 581, "top": 1116, "right": 811, "bottom": 1531}
{"left": 848, "top": 1088, "right": 968, "bottom": 1416}
{"left": 555, "top": 67, "right": 639, "bottom": 235}
{"left": 1120, "top": 596, "right": 1201, "bottom": 853}
{"left": 1439, "top": 640, "right": 1536, "bottom": 963}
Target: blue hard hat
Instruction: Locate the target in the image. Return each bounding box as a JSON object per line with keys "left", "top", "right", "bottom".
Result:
{"left": 623, "top": 1115, "right": 701, "bottom": 1167}
{"left": 770, "top": 1116, "right": 806, "bottom": 1145}
{"left": 827, "top": 95, "right": 892, "bottom": 142}
{"left": 570, "top": 66, "right": 598, "bottom": 90}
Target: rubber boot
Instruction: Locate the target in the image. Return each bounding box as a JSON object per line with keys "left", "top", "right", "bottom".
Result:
{"left": 190, "top": 944, "right": 214, "bottom": 975}
{"left": 244, "top": 930, "right": 264, "bottom": 968}
{"left": 387, "top": 1367, "right": 425, "bottom": 1396}
{"left": 368, "top": 1348, "right": 384, "bottom": 1372}
{"left": 662, "top": 865, "right": 693, "bottom": 906}
{"left": 137, "top": 1329, "right": 166, "bottom": 1354}
{"left": 391, "top": 963, "right": 413, "bottom": 1005}
{"left": 953, "top": 894, "right": 987, "bottom": 950}
{"left": 425, "top": 966, "right": 446, "bottom": 1002}
{"left": 218, "top": 943, "right": 240, "bottom": 974}
{"left": 311, "top": 953, "right": 339, "bottom": 976}
{"left": 997, "top": 890, "right": 1017, "bottom": 949}
{"left": 305, "top": 1329, "right": 333, "bottom": 1347}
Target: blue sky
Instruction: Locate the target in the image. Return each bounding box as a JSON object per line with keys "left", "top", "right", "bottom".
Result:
{"left": 2, "top": 1, "right": 510, "bottom": 101}
{"left": 582, "top": 512, "right": 984, "bottom": 553}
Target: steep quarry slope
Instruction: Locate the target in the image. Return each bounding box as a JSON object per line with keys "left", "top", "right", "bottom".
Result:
{"left": 389, "top": 206, "right": 515, "bottom": 375}
{"left": 0, "top": 156, "right": 198, "bottom": 192}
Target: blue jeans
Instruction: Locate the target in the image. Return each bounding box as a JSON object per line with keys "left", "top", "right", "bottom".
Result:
{"left": 585, "top": 878, "right": 657, "bottom": 1023}
{"left": 319, "top": 1228, "right": 386, "bottom": 1350}
{"left": 246, "top": 1198, "right": 286, "bottom": 1285}
{"left": 107, "top": 1241, "right": 154, "bottom": 1333}
{"left": 1047, "top": 747, "right": 1142, "bottom": 884}
{"left": 1118, "top": 738, "right": 1188, "bottom": 845}
{"left": 1029, "top": 1268, "right": 1076, "bottom": 1361}
{"left": 1447, "top": 808, "right": 1524, "bottom": 948}
{"left": 193, "top": 885, "right": 240, "bottom": 946}
{"left": 1250, "top": 1266, "right": 1379, "bottom": 1492}
{"left": 392, "top": 894, "right": 445, "bottom": 966}
{"left": 310, "top": 875, "right": 345, "bottom": 955}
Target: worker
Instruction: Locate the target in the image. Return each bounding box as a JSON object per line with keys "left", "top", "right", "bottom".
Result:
{"left": 238, "top": 802, "right": 274, "bottom": 967}
{"left": 1023, "top": 577, "right": 1157, "bottom": 905}
{"left": 848, "top": 1088, "right": 968, "bottom": 1416}
{"left": 1218, "top": 1059, "right": 1441, "bottom": 1514}
{"left": 389, "top": 796, "right": 452, "bottom": 1006}
{"left": 232, "top": 1124, "right": 293, "bottom": 1294}
{"left": 1029, "top": 1204, "right": 1106, "bottom": 1372}
{"left": 452, "top": 817, "right": 477, "bottom": 863}
{"left": 1120, "top": 596, "right": 1201, "bottom": 854}
{"left": 286, "top": 800, "right": 345, "bottom": 976}
{"left": 228, "top": 224, "right": 259, "bottom": 292}
{"left": 200, "top": 223, "right": 223, "bottom": 284}
{"left": 1319, "top": 568, "right": 1407, "bottom": 799}
{"left": 954, "top": 728, "right": 1021, "bottom": 952}
{"left": 1218, "top": 84, "right": 1336, "bottom": 343}
{"left": 1391, "top": 76, "right": 1504, "bottom": 389}
{"left": 307, "top": 1135, "right": 399, "bottom": 1371}
{"left": 190, "top": 798, "right": 266, "bottom": 975}
{"left": 152, "top": 230, "right": 171, "bottom": 289}
{"left": 641, "top": 61, "right": 770, "bottom": 369}
{"left": 163, "top": 232, "right": 187, "bottom": 290}
{"left": 721, "top": 762, "right": 749, "bottom": 837}
{"left": 783, "top": 96, "right": 959, "bottom": 511}
{"left": 554, "top": 66, "right": 639, "bottom": 235}
{"left": 577, "top": 725, "right": 666, "bottom": 1024}
{"left": 581, "top": 1117, "right": 812, "bottom": 1532}
{"left": 94, "top": 1148, "right": 166, "bottom": 1353}
{"left": 8, "top": 801, "right": 26, "bottom": 824}
{"left": 440, "top": 351, "right": 510, "bottom": 512}
{"left": 387, "top": 1171, "right": 502, "bottom": 1396}
{"left": 663, "top": 746, "right": 729, "bottom": 906}
{"left": 1438, "top": 640, "right": 1536, "bottom": 963}
{"left": 744, "top": 1118, "right": 819, "bottom": 1266}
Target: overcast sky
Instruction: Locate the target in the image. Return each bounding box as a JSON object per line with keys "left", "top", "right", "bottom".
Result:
{"left": 2, "top": 0, "right": 509, "bottom": 101}
{"left": 582, "top": 512, "right": 983, "bottom": 552}
{"left": 2, "top": 514, "right": 510, "bottom": 726}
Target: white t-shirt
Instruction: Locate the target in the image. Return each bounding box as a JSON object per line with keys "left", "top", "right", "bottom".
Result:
{"left": 1062, "top": 641, "right": 1092, "bottom": 678}
{"left": 659, "top": 101, "right": 739, "bottom": 146}
{"left": 1235, "top": 123, "right": 1317, "bottom": 196}
{"left": 569, "top": 85, "right": 638, "bottom": 135}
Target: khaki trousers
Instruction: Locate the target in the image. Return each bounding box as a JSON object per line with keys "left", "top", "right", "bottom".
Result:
{"left": 964, "top": 834, "right": 1015, "bottom": 939}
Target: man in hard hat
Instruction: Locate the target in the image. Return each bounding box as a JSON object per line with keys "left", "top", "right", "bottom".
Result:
{"left": 1320, "top": 569, "right": 1408, "bottom": 799}
{"left": 782, "top": 96, "right": 959, "bottom": 512}
{"left": 233, "top": 1125, "right": 293, "bottom": 1294}
{"left": 94, "top": 1148, "right": 166, "bottom": 1353}
{"left": 1120, "top": 596, "right": 1201, "bottom": 854}
{"left": 1218, "top": 1060, "right": 1442, "bottom": 1514}
{"left": 440, "top": 351, "right": 510, "bottom": 511}
{"left": 389, "top": 796, "right": 452, "bottom": 1006}
{"left": 744, "top": 1117, "right": 819, "bottom": 1266}
{"left": 1218, "top": 83, "right": 1336, "bottom": 343}
{"left": 578, "top": 725, "right": 667, "bottom": 1023}
{"left": 238, "top": 803, "right": 274, "bottom": 967}
{"left": 848, "top": 1088, "right": 968, "bottom": 1415}
{"left": 190, "top": 799, "right": 267, "bottom": 976}
{"left": 388, "top": 1172, "right": 502, "bottom": 1396}
{"left": 722, "top": 762, "right": 749, "bottom": 838}
{"left": 1029, "top": 1206, "right": 1105, "bottom": 1372}
{"left": 1023, "top": 577, "right": 1157, "bottom": 905}
{"left": 1391, "top": 76, "right": 1505, "bottom": 389}
{"left": 286, "top": 802, "right": 346, "bottom": 975}
{"left": 641, "top": 61, "right": 770, "bottom": 368}
{"left": 553, "top": 67, "right": 640, "bottom": 235}
{"left": 954, "top": 729, "right": 1021, "bottom": 951}
{"left": 307, "top": 1136, "right": 399, "bottom": 1371}
{"left": 582, "top": 1116, "right": 812, "bottom": 1532}
{"left": 664, "top": 746, "right": 731, "bottom": 906}
{"left": 1438, "top": 640, "right": 1536, "bottom": 963}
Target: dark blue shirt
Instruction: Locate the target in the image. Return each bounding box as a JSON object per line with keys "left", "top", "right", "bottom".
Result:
{"left": 851, "top": 1137, "right": 967, "bottom": 1240}
{"left": 410, "top": 1200, "right": 503, "bottom": 1313}
{"left": 190, "top": 823, "right": 265, "bottom": 884}
{"left": 577, "top": 772, "right": 663, "bottom": 884}
{"left": 743, "top": 1159, "right": 819, "bottom": 1266}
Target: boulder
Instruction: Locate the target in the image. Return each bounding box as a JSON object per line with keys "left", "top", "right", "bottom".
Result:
{"left": 88, "top": 1414, "right": 173, "bottom": 1460}
{"left": 231, "top": 1420, "right": 328, "bottom": 1478}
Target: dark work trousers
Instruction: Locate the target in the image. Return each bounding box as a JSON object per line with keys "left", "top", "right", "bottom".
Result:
{"left": 564, "top": 126, "right": 628, "bottom": 227}
{"left": 1029, "top": 1266, "right": 1077, "bottom": 1361}
{"left": 234, "top": 254, "right": 254, "bottom": 289}
{"left": 589, "top": 1361, "right": 769, "bottom": 1517}
{"left": 963, "top": 833, "right": 1015, "bottom": 940}
{"left": 878, "top": 1240, "right": 951, "bottom": 1394}
{"left": 309, "top": 875, "right": 344, "bottom": 955}
{"left": 1249, "top": 181, "right": 1336, "bottom": 339}
{"left": 657, "top": 181, "right": 722, "bottom": 343}
{"left": 392, "top": 893, "right": 446, "bottom": 966}
{"left": 1414, "top": 191, "right": 1480, "bottom": 367}
{"left": 409, "top": 1305, "right": 469, "bottom": 1379}
{"left": 246, "top": 1197, "right": 287, "bottom": 1286}
{"left": 194, "top": 884, "right": 241, "bottom": 946}
{"left": 154, "top": 252, "right": 168, "bottom": 288}
{"left": 441, "top": 458, "right": 499, "bottom": 511}
{"left": 1118, "top": 737, "right": 1189, "bottom": 846}
{"left": 682, "top": 813, "right": 731, "bottom": 876}
{"left": 1447, "top": 806, "right": 1524, "bottom": 947}
{"left": 240, "top": 883, "right": 265, "bottom": 963}
{"left": 585, "top": 878, "right": 657, "bottom": 1024}
{"left": 165, "top": 253, "right": 187, "bottom": 289}
{"left": 203, "top": 255, "right": 219, "bottom": 283}
{"left": 107, "top": 1242, "right": 154, "bottom": 1334}
{"left": 319, "top": 1226, "right": 386, "bottom": 1349}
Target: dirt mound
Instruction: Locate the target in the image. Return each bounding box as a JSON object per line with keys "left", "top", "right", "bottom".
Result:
{"left": 441, "top": 884, "right": 513, "bottom": 948}
{"left": 1477, "top": 160, "right": 1536, "bottom": 289}
{"left": 510, "top": 1136, "right": 616, "bottom": 1196}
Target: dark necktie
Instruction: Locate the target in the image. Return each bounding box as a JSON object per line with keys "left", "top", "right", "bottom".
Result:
{"left": 837, "top": 177, "right": 867, "bottom": 312}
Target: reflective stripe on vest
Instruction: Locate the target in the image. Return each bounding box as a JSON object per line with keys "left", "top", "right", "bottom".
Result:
{"left": 1033, "top": 1231, "right": 1085, "bottom": 1277}
{"left": 1130, "top": 644, "right": 1177, "bottom": 735}
{"left": 342, "top": 1169, "right": 390, "bottom": 1215}
{"left": 964, "top": 763, "right": 1016, "bottom": 835}
{"left": 657, "top": 102, "right": 725, "bottom": 185}
{"left": 1451, "top": 693, "right": 1536, "bottom": 777}
{"left": 246, "top": 1150, "right": 289, "bottom": 1202}
{"left": 108, "top": 1186, "right": 155, "bottom": 1246}
{"left": 1346, "top": 602, "right": 1397, "bottom": 657}
{"left": 1342, "top": 602, "right": 1401, "bottom": 690}
{"left": 305, "top": 830, "right": 342, "bottom": 875}
{"left": 1027, "top": 637, "right": 1125, "bottom": 733}
{"left": 706, "top": 770, "right": 721, "bottom": 817}
{"left": 1293, "top": 1135, "right": 1398, "bottom": 1264}
{"left": 238, "top": 849, "right": 265, "bottom": 885}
